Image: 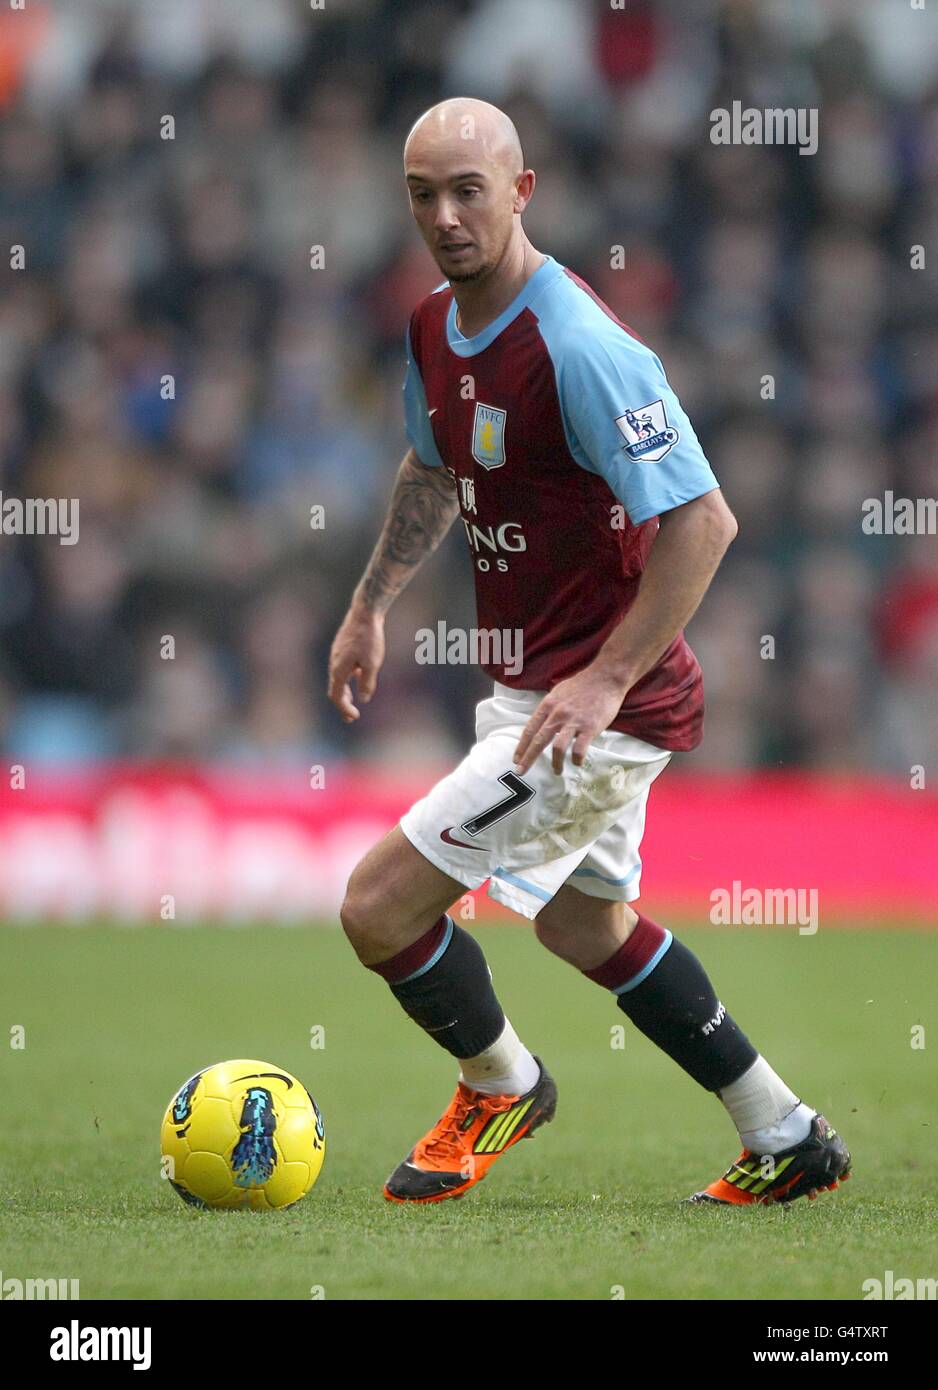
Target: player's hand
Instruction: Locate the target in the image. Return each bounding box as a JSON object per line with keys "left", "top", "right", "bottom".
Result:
{"left": 327, "top": 604, "right": 386, "bottom": 723}
{"left": 512, "top": 665, "right": 630, "bottom": 775}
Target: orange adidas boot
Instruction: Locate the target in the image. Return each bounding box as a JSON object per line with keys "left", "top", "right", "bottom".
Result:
{"left": 687, "top": 1113, "right": 851, "bottom": 1205}
{"left": 383, "top": 1058, "right": 557, "bottom": 1203}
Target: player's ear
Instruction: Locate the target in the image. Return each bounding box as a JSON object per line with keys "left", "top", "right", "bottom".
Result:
{"left": 513, "top": 169, "right": 535, "bottom": 212}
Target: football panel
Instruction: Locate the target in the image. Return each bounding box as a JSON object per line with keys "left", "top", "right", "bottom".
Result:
{"left": 183, "top": 1150, "right": 236, "bottom": 1205}
{"left": 264, "top": 1160, "right": 313, "bottom": 1208}
{"left": 186, "top": 1095, "right": 240, "bottom": 1156}
{"left": 274, "top": 1103, "right": 325, "bottom": 1168}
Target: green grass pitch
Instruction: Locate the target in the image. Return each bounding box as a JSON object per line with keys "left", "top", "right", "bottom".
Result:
{"left": 1, "top": 921, "right": 936, "bottom": 1300}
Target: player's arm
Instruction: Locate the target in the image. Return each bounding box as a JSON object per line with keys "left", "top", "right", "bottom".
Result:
{"left": 356, "top": 447, "right": 459, "bottom": 616}
{"left": 328, "top": 448, "right": 458, "bottom": 723}
{"left": 593, "top": 487, "right": 736, "bottom": 685}
{"left": 513, "top": 489, "right": 736, "bottom": 773}
{"left": 514, "top": 330, "right": 734, "bottom": 772}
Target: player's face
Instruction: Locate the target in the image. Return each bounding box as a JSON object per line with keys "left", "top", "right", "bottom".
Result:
{"left": 405, "top": 160, "right": 515, "bottom": 283}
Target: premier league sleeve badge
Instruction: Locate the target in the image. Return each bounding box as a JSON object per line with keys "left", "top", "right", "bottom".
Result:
{"left": 614, "top": 400, "right": 680, "bottom": 462}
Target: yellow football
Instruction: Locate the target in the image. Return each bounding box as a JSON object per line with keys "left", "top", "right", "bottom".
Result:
{"left": 161, "top": 1059, "right": 325, "bottom": 1210}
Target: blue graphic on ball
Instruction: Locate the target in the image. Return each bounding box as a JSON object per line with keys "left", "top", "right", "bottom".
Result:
{"left": 231, "top": 1087, "right": 278, "bottom": 1186}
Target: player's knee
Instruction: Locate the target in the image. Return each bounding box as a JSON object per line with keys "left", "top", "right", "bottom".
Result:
{"left": 339, "top": 862, "right": 388, "bottom": 959}
{"left": 534, "top": 910, "right": 577, "bottom": 962}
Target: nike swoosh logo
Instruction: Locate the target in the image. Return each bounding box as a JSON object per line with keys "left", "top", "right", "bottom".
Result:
{"left": 232, "top": 1071, "right": 293, "bottom": 1088}
{"left": 428, "top": 408, "right": 438, "bottom": 417}
{"left": 441, "top": 826, "right": 486, "bottom": 851}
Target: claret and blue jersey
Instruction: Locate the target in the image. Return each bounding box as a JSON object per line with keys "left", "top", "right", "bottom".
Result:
{"left": 403, "top": 255, "right": 721, "bottom": 752}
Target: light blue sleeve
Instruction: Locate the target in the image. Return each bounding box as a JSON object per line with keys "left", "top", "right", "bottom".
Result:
{"left": 555, "top": 333, "right": 720, "bottom": 525}
{"left": 402, "top": 326, "right": 445, "bottom": 468}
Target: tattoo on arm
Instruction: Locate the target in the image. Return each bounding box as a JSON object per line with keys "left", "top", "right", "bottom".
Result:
{"left": 356, "top": 451, "right": 459, "bottom": 614}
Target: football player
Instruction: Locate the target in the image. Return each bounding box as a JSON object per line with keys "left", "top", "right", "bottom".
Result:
{"left": 328, "top": 98, "right": 850, "bottom": 1208}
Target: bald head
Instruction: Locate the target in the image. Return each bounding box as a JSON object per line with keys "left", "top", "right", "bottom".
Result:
{"left": 404, "top": 98, "right": 523, "bottom": 180}
{"left": 403, "top": 97, "right": 534, "bottom": 285}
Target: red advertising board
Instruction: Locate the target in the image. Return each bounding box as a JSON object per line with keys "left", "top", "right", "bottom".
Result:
{"left": 0, "top": 767, "right": 934, "bottom": 923}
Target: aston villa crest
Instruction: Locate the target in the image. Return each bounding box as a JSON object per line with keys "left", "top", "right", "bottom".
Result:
{"left": 471, "top": 403, "right": 507, "bottom": 470}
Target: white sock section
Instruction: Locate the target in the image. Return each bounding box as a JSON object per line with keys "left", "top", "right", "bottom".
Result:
{"left": 719, "top": 1055, "right": 815, "bottom": 1154}
{"left": 459, "top": 1019, "right": 540, "bottom": 1097}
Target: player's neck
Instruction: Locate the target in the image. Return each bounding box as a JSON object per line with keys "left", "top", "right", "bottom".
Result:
{"left": 452, "top": 241, "right": 546, "bottom": 339}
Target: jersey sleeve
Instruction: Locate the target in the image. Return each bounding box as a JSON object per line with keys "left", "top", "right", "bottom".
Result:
{"left": 402, "top": 324, "right": 445, "bottom": 468}
{"left": 555, "top": 332, "right": 720, "bottom": 525}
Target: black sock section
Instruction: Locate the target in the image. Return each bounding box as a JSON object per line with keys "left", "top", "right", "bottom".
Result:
{"left": 616, "top": 936, "right": 757, "bottom": 1091}
{"left": 389, "top": 920, "right": 505, "bottom": 1061}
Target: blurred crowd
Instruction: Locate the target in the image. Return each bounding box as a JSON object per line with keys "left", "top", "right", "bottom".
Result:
{"left": 1, "top": 0, "right": 937, "bottom": 773}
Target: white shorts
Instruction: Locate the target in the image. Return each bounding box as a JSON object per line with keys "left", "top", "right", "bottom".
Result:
{"left": 400, "top": 682, "right": 671, "bottom": 920}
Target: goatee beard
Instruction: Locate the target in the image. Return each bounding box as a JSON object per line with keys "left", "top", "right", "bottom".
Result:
{"left": 448, "top": 263, "right": 488, "bottom": 284}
